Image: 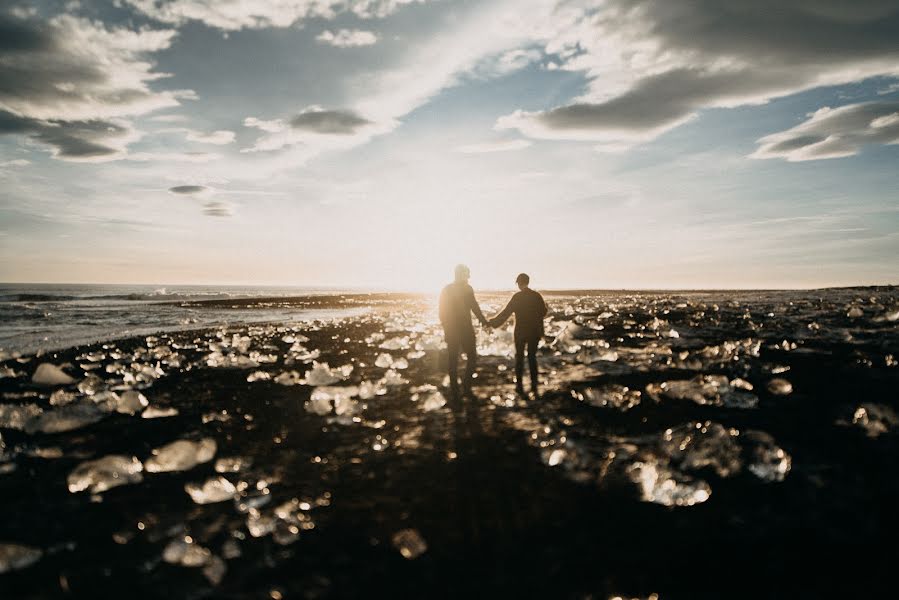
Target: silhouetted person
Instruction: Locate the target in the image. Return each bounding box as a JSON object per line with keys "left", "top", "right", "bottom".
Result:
{"left": 490, "top": 273, "right": 547, "bottom": 395}
{"left": 439, "top": 264, "right": 489, "bottom": 398}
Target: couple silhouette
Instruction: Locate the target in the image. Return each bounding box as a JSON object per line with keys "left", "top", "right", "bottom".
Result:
{"left": 438, "top": 264, "right": 547, "bottom": 399}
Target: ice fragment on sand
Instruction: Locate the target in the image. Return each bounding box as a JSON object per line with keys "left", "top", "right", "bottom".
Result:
{"left": 382, "top": 369, "right": 408, "bottom": 386}
{"left": 628, "top": 462, "right": 710, "bottom": 507}
{"left": 246, "top": 371, "right": 271, "bottom": 382}
{"left": 26, "top": 403, "right": 108, "bottom": 434}
{"left": 851, "top": 404, "right": 898, "bottom": 438}
{"left": 116, "top": 391, "right": 148, "bottom": 415}
{"left": 32, "top": 363, "right": 75, "bottom": 386}
{"left": 743, "top": 431, "right": 791, "bottom": 481}
{"left": 307, "top": 386, "right": 362, "bottom": 416}
{"left": 67, "top": 455, "right": 143, "bottom": 493}
{"left": 145, "top": 438, "right": 216, "bottom": 473}
{"left": 379, "top": 336, "right": 410, "bottom": 350}
{"left": 274, "top": 370, "right": 303, "bottom": 386}
{"left": 185, "top": 476, "right": 237, "bottom": 504}
{"left": 392, "top": 529, "right": 427, "bottom": 559}
{"left": 142, "top": 406, "right": 178, "bottom": 418}
{"left": 77, "top": 374, "right": 104, "bottom": 396}
{"left": 766, "top": 378, "right": 793, "bottom": 395}
{"left": 302, "top": 361, "right": 353, "bottom": 386}
{"left": 215, "top": 456, "right": 251, "bottom": 473}
{"left": 0, "top": 543, "right": 42, "bottom": 573}
{"left": 162, "top": 538, "right": 226, "bottom": 584}
{"left": 0, "top": 403, "right": 43, "bottom": 430}
{"left": 411, "top": 387, "right": 446, "bottom": 412}
{"left": 574, "top": 385, "right": 641, "bottom": 411}
{"left": 645, "top": 375, "right": 758, "bottom": 408}
{"left": 374, "top": 353, "right": 393, "bottom": 368}
{"left": 543, "top": 448, "right": 567, "bottom": 467}
{"left": 847, "top": 306, "right": 863, "bottom": 318}
{"left": 661, "top": 423, "right": 742, "bottom": 477}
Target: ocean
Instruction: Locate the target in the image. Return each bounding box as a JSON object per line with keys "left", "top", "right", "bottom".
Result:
{"left": 0, "top": 283, "right": 363, "bottom": 355}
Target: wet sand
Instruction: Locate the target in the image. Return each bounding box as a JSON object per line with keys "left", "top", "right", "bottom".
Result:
{"left": 1, "top": 289, "right": 898, "bottom": 598}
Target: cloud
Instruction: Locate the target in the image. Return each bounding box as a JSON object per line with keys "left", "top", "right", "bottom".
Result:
{"left": 0, "top": 110, "right": 141, "bottom": 161}
{"left": 202, "top": 201, "right": 233, "bottom": 217}
{"left": 122, "top": 0, "right": 426, "bottom": 31}
{"left": 455, "top": 139, "right": 532, "bottom": 154}
{"left": 243, "top": 106, "right": 379, "bottom": 154}
{"left": 235, "top": 0, "right": 558, "bottom": 168}
{"left": 751, "top": 101, "right": 899, "bottom": 161}
{"left": 498, "top": 0, "right": 899, "bottom": 148}
{"left": 316, "top": 29, "right": 378, "bottom": 48}
{"left": 0, "top": 11, "right": 192, "bottom": 160}
{"left": 0, "top": 159, "right": 30, "bottom": 168}
{"left": 290, "top": 108, "right": 371, "bottom": 134}
{"left": 184, "top": 129, "right": 235, "bottom": 144}
{"left": 168, "top": 184, "right": 211, "bottom": 195}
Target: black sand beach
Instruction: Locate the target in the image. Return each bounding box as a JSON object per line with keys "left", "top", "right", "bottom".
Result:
{"left": 1, "top": 289, "right": 897, "bottom": 599}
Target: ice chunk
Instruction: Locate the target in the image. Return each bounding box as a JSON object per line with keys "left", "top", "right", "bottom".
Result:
{"left": 380, "top": 337, "right": 410, "bottom": 350}
{"left": 49, "top": 389, "right": 77, "bottom": 406}
{"left": 374, "top": 353, "right": 393, "bottom": 368}
{"left": 31, "top": 363, "right": 75, "bottom": 386}
{"left": 163, "top": 537, "right": 225, "bottom": 582}
{"left": 543, "top": 448, "right": 567, "bottom": 467}
{"left": 392, "top": 528, "right": 427, "bottom": 559}
{"left": 851, "top": 403, "right": 898, "bottom": 438}
{"left": 302, "top": 361, "right": 352, "bottom": 386}
{"left": 0, "top": 403, "right": 43, "bottom": 431}
{"left": 766, "top": 378, "right": 793, "bottom": 395}
{"left": 67, "top": 455, "right": 143, "bottom": 493}
{"left": 382, "top": 369, "right": 408, "bottom": 386}
{"left": 646, "top": 375, "right": 758, "bottom": 408}
{"left": 274, "top": 370, "right": 303, "bottom": 386}
{"left": 574, "top": 385, "right": 641, "bottom": 411}
{"left": 185, "top": 476, "right": 237, "bottom": 504}
{"left": 77, "top": 374, "right": 104, "bottom": 396}
{"left": 307, "top": 386, "right": 362, "bottom": 417}
{"left": 412, "top": 388, "right": 446, "bottom": 412}
{"left": 25, "top": 403, "right": 108, "bottom": 434}
{"left": 661, "top": 423, "right": 742, "bottom": 477}
{"left": 358, "top": 380, "right": 387, "bottom": 400}
{"left": 246, "top": 371, "right": 271, "bottom": 382}
{"left": 743, "top": 431, "right": 791, "bottom": 482}
{"left": 214, "top": 456, "right": 252, "bottom": 473}
{"left": 116, "top": 391, "right": 148, "bottom": 415}
{"left": 0, "top": 543, "right": 42, "bottom": 573}
{"left": 145, "top": 438, "right": 216, "bottom": 473}
{"left": 628, "top": 461, "right": 711, "bottom": 507}
{"left": 142, "top": 406, "right": 178, "bottom": 419}
{"left": 847, "top": 306, "right": 863, "bottom": 318}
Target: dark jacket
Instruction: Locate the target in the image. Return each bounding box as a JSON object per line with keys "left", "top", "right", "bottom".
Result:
{"left": 439, "top": 282, "right": 487, "bottom": 338}
{"left": 491, "top": 288, "right": 547, "bottom": 341}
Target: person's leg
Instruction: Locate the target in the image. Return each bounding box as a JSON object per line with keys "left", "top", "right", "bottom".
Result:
{"left": 514, "top": 337, "right": 526, "bottom": 392}
{"left": 446, "top": 336, "right": 460, "bottom": 398}
{"left": 462, "top": 333, "right": 477, "bottom": 394}
{"left": 527, "top": 337, "right": 539, "bottom": 393}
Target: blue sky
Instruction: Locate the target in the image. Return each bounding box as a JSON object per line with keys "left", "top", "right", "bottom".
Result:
{"left": 1, "top": 0, "right": 897, "bottom": 289}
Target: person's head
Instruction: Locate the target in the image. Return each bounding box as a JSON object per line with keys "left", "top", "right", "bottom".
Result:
{"left": 454, "top": 264, "right": 471, "bottom": 283}
{"left": 516, "top": 272, "right": 530, "bottom": 290}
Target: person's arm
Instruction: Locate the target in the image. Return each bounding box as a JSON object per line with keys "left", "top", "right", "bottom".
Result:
{"left": 467, "top": 287, "right": 489, "bottom": 326}
{"left": 489, "top": 296, "right": 516, "bottom": 328}
{"left": 539, "top": 293, "right": 548, "bottom": 317}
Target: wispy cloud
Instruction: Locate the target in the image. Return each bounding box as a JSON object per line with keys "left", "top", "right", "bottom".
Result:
{"left": 316, "top": 29, "right": 378, "bottom": 48}
{"left": 752, "top": 101, "right": 899, "bottom": 161}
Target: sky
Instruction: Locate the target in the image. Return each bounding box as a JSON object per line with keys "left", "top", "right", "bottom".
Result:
{"left": 1, "top": 0, "right": 898, "bottom": 291}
